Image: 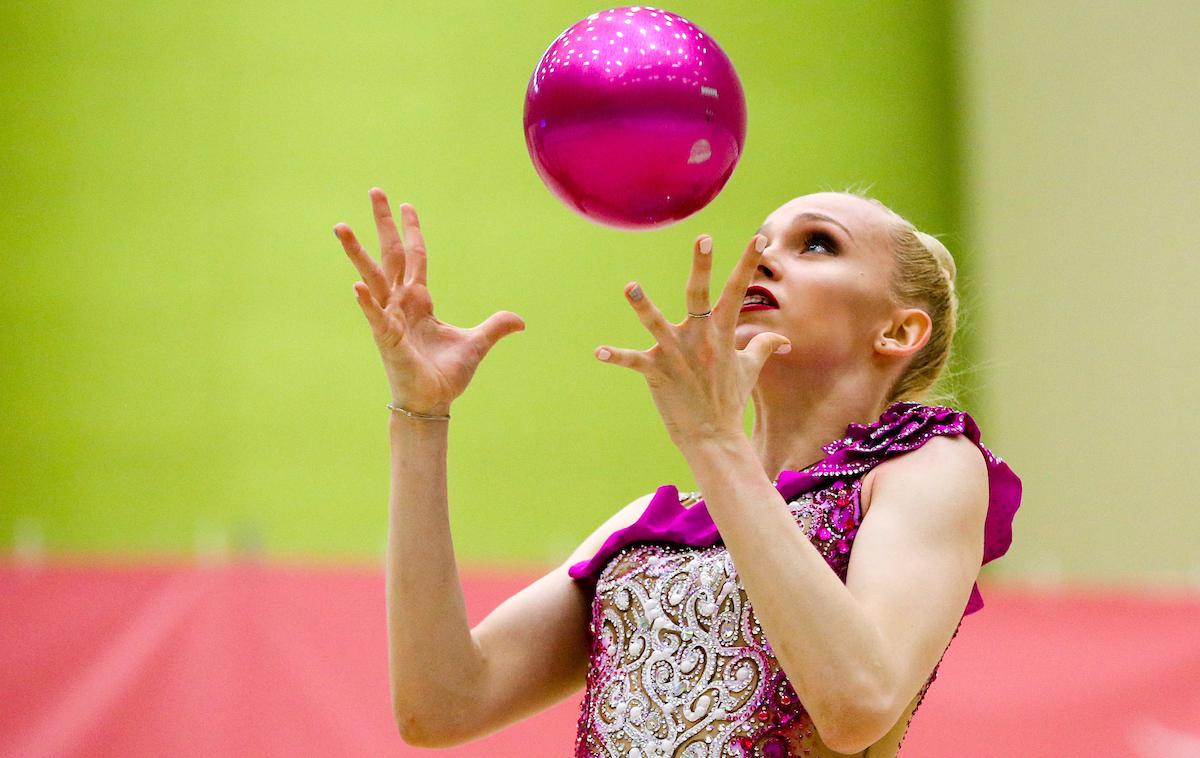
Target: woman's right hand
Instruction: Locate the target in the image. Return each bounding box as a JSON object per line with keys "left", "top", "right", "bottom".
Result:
{"left": 335, "top": 187, "right": 526, "bottom": 415}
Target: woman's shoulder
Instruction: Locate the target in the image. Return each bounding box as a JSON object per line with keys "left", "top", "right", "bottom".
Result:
{"left": 860, "top": 431, "right": 985, "bottom": 516}
{"left": 834, "top": 400, "right": 1023, "bottom": 616}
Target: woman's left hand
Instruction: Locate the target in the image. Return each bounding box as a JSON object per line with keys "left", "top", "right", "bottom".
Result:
{"left": 595, "top": 233, "right": 792, "bottom": 449}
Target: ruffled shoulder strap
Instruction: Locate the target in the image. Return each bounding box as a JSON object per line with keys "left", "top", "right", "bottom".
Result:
{"left": 787, "top": 400, "right": 1023, "bottom": 616}
{"left": 567, "top": 482, "right": 723, "bottom": 591}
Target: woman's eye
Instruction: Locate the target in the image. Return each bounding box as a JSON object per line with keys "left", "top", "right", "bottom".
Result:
{"left": 802, "top": 231, "right": 837, "bottom": 254}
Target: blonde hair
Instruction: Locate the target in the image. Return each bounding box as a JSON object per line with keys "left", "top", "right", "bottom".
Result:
{"left": 841, "top": 186, "right": 972, "bottom": 408}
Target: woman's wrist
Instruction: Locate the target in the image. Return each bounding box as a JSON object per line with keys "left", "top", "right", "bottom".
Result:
{"left": 388, "top": 398, "right": 452, "bottom": 418}
{"left": 388, "top": 410, "right": 451, "bottom": 434}
{"left": 676, "top": 428, "right": 750, "bottom": 459}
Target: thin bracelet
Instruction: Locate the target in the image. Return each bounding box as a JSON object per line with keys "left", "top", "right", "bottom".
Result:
{"left": 386, "top": 401, "right": 451, "bottom": 421}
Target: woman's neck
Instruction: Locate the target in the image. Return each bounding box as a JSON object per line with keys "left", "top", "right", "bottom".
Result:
{"left": 749, "top": 361, "right": 891, "bottom": 481}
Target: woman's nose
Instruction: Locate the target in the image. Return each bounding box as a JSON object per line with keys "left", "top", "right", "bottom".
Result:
{"left": 755, "top": 242, "right": 779, "bottom": 278}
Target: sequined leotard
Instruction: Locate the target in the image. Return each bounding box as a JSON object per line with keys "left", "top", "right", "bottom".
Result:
{"left": 567, "top": 401, "right": 1023, "bottom": 757}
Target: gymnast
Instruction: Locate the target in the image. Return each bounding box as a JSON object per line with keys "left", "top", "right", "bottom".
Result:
{"left": 333, "top": 187, "right": 1021, "bottom": 756}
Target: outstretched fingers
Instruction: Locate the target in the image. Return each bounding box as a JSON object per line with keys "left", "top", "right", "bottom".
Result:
{"left": 594, "top": 343, "right": 653, "bottom": 373}
{"left": 624, "top": 282, "right": 677, "bottom": 348}
{"left": 369, "top": 188, "right": 407, "bottom": 290}
{"left": 352, "top": 281, "right": 398, "bottom": 343}
{"left": 715, "top": 234, "right": 767, "bottom": 331}
{"left": 594, "top": 281, "right": 674, "bottom": 376}
{"left": 398, "top": 203, "right": 428, "bottom": 287}
{"left": 336, "top": 224, "right": 391, "bottom": 307}
{"left": 685, "top": 235, "right": 713, "bottom": 318}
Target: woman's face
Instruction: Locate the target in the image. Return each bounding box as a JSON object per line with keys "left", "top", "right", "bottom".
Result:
{"left": 734, "top": 192, "right": 900, "bottom": 368}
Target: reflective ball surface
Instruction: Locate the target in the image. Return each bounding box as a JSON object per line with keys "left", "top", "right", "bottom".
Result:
{"left": 524, "top": 6, "right": 747, "bottom": 230}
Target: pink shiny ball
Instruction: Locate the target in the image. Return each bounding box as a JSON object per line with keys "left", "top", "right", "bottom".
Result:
{"left": 523, "top": 6, "right": 747, "bottom": 230}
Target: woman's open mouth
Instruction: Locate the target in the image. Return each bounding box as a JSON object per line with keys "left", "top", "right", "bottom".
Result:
{"left": 740, "top": 285, "right": 779, "bottom": 312}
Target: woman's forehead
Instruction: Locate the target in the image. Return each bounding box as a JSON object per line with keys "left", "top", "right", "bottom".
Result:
{"left": 763, "top": 192, "right": 893, "bottom": 235}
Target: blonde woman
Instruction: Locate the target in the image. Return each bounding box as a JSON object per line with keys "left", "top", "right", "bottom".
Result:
{"left": 334, "top": 187, "right": 1021, "bottom": 757}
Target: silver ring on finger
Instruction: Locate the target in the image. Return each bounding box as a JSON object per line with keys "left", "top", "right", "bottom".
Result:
{"left": 687, "top": 309, "right": 713, "bottom": 318}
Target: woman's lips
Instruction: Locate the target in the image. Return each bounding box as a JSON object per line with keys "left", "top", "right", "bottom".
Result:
{"left": 739, "top": 285, "right": 777, "bottom": 311}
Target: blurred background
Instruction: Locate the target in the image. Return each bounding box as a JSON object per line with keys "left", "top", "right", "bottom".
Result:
{"left": 2, "top": 1, "right": 1197, "bottom": 756}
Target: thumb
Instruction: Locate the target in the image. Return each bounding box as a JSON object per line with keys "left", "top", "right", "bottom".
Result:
{"left": 471, "top": 310, "right": 526, "bottom": 354}
{"left": 745, "top": 332, "right": 791, "bottom": 365}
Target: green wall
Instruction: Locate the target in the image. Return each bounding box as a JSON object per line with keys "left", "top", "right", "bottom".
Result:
{"left": 1, "top": 1, "right": 963, "bottom": 567}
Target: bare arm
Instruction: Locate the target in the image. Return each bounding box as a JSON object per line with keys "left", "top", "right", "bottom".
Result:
{"left": 332, "top": 186, "right": 523, "bottom": 741}
{"left": 384, "top": 411, "right": 478, "bottom": 743}
{"left": 333, "top": 186, "right": 646, "bottom": 747}
{"left": 439, "top": 491, "right": 652, "bottom": 746}
{"left": 384, "top": 419, "right": 657, "bottom": 748}
{"left": 387, "top": 420, "right": 651, "bottom": 748}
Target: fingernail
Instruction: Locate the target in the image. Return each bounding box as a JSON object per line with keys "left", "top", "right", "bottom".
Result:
{"left": 629, "top": 285, "right": 642, "bottom": 302}
{"left": 775, "top": 343, "right": 791, "bottom": 354}
{"left": 699, "top": 237, "right": 712, "bottom": 255}
{"left": 597, "top": 348, "right": 611, "bottom": 361}
{"left": 754, "top": 235, "right": 767, "bottom": 253}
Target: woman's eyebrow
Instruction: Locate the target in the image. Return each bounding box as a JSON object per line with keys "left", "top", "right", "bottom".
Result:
{"left": 757, "top": 212, "right": 855, "bottom": 241}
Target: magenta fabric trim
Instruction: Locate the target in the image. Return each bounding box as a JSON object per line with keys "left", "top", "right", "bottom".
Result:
{"left": 567, "top": 401, "right": 1022, "bottom": 617}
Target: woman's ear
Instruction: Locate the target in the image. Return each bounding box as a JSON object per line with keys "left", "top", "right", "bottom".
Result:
{"left": 876, "top": 308, "right": 932, "bottom": 357}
